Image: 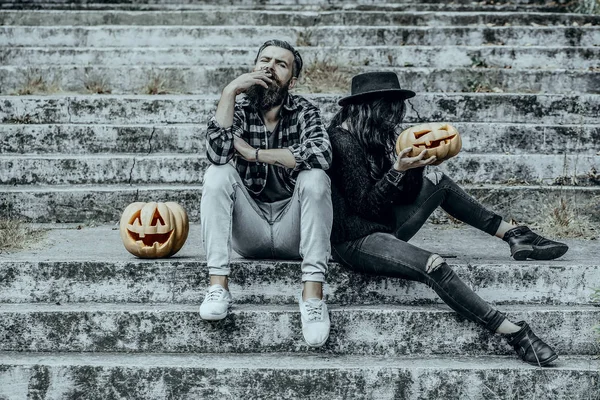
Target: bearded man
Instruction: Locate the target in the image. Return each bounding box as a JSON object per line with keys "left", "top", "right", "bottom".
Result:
{"left": 200, "top": 40, "right": 333, "bottom": 347}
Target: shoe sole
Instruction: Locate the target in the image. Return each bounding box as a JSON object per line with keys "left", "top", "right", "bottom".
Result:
{"left": 524, "top": 353, "right": 559, "bottom": 367}
{"left": 512, "top": 244, "right": 569, "bottom": 261}
{"left": 199, "top": 311, "right": 228, "bottom": 321}
{"left": 304, "top": 336, "right": 329, "bottom": 348}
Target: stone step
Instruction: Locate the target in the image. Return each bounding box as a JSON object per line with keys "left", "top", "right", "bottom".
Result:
{"left": 1, "top": 10, "right": 597, "bottom": 27}
{"left": 3, "top": 65, "right": 599, "bottom": 95}
{"left": 0, "top": 303, "right": 596, "bottom": 355}
{"left": 3, "top": 46, "right": 598, "bottom": 70}
{"left": 0, "top": 2, "right": 570, "bottom": 13}
{"left": 0, "top": 353, "right": 596, "bottom": 400}
{"left": 3, "top": 123, "right": 599, "bottom": 155}
{"left": 3, "top": 26, "right": 599, "bottom": 48}
{"left": 1, "top": 153, "right": 597, "bottom": 186}
{"left": 2, "top": 258, "right": 598, "bottom": 306}
{"left": 1, "top": 184, "right": 598, "bottom": 224}
{"left": 1, "top": 94, "right": 599, "bottom": 124}
{"left": 0, "top": 0, "right": 568, "bottom": 7}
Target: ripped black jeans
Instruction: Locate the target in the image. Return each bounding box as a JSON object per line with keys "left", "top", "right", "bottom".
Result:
{"left": 332, "top": 171, "right": 506, "bottom": 332}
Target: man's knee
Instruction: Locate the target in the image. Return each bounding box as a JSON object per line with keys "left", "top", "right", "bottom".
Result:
{"left": 203, "top": 164, "right": 238, "bottom": 191}
{"left": 296, "top": 169, "right": 331, "bottom": 198}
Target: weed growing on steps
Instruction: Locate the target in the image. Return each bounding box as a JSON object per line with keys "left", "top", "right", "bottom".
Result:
{"left": 295, "top": 60, "right": 355, "bottom": 94}
{"left": 296, "top": 28, "right": 315, "bottom": 46}
{"left": 143, "top": 71, "right": 181, "bottom": 95}
{"left": 536, "top": 198, "right": 598, "bottom": 239}
{"left": 0, "top": 219, "right": 47, "bottom": 253}
{"left": 570, "top": 0, "right": 600, "bottom": 14}
{"left": 15, "top": 68, "right": 61, "bottom": 95}
{"left": 82, "top": 72, "right": 112, "bottom": 94}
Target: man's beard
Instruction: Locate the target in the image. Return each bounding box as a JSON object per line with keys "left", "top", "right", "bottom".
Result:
{"left": 245, "top": 75, "right": 290, "bottom": 111}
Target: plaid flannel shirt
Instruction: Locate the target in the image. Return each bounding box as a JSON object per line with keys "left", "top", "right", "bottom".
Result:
{"left": 206, "top": 93, "right": 332, "bottom": 196}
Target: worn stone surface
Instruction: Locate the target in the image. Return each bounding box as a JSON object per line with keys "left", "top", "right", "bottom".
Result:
{"left": 1, "top": 153, "right": 597, "bottom": 185}
{"left": 1, "top": 10, "right": 598, "bottom": 27}
{"left": 2, "top": 94, "right": 599, "bottom": 124}
{"left": 3, "top": 46, "right": 599, "bottom": 69}
{"left": 2, "top": 65, "right": 599, "bottom": 95}
{"left": 3, "top": 26, "right": 600, "bottom": 48}
{"left": 2, "top": 184, "right": 599, "bottom": 223}
{"left": 0, "top": 354, "right": 597, "bottom": 400}
{"left": 1, "top": 123, "right": 599, "bottom": 154}
{"left": 0, "top": 303, "right": 597, "bottom": 355}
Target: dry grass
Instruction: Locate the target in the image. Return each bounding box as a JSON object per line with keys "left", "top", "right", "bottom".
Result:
{"left": 0, "top": 219, "right": 47, "bottom": 253}
{"left": 142, "top": 72, "right": 180, "bottom": 95}
{"left": 296, "top": 28, "right": 315, "bottom": 47}
{"left": 82, "top": 73, "right": 111, "bottom": 94}
{"left": 536, "top": 198, "right": 598, "bottom": 240}
{"left": 569, "top": 0, "right": 600, "bottom": 13}
{"left": 15, "top": 69, "right": 61, "bottom": 95}
{"left": 295, "top": 60, "right": 355, "bottom": 94}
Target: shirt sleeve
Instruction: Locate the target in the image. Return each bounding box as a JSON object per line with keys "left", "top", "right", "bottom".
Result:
{"left": 329, "top": 130, "right": 420, "bottom": 221}
{"left": 288, "top": 104, "right": 332, "bottom": 172}
{"left": 205, "top": 103, "right": 245, "bottom": 165}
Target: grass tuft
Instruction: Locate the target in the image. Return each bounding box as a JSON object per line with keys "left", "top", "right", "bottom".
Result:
{"left": 15, "top": 68, "right": 61, "bottom": 95}
{"left": 0, "top": 219, "right": 47, "bottom": 253}
{"left": 569, "top": 0, "right": 600, "bottom": 14}
{"left": 82, "top": 73, "right": 112, "bottom": 94}
{"left": 143, "top": 72, "right": 180, "bottom": 95}
{"left": 536, "top": 198, "right": 597, "bottom": 240}
{"left": 295, "top": 60, "right": 355, "bottom": 94}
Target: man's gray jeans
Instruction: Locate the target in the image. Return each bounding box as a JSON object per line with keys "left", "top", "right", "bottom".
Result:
{"left": 201, "top": 164, "right": 333, "bottom": 283}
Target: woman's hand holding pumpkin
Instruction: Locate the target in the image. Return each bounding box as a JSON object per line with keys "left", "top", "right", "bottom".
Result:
{"left": 394, "top": 147, "right": 437, "bottom": 172}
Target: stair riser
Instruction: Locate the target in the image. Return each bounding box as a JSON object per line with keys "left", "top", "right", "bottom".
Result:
{"left": 1, "top": 261, "right": 598, "bottom": 306}
{"left": 4, "top": 123, "right": 599, "bottom": 155}
{"left": 2, "top": 154, "right": 597, "bottom": 185}
{"left": 0, "top": 362, "right": 597, "bottom": 400}
{"left": 1, "top": 10, "right": 598, "bottom": 27}
{"left": 2, "top": 26, "right": 599, "bottom": 47}
{"left": 2, "top": 186, "right": 598, "bottom": 223}
{"left": 2, "top": 66, "right": 599, "bottom": 95}
{"left": 2, "top": 95, "right": 599, "bottom": 124}
{"left": 3, "top": 47, "right": 598, "bottom": 69}
{"left": 2, "top": 123, "right": 600, "bottom": 155}
{"left": 0, "top": 308, "right": 596, "bottom": 355}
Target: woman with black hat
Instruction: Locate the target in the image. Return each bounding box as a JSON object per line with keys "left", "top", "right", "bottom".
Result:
{"left": 326, "top": 71, "right": 568, "bottom": 366}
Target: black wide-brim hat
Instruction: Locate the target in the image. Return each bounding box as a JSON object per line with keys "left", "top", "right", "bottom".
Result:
{"left": 338, "top": 71, "right": 416, "bottom": 106}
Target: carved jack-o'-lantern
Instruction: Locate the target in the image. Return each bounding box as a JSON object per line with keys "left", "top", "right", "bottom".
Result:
{"left": 396, "top": 123, "right": 462, "bottom": 166}
{"left": 119, "top": 201, "right": 189, "bottom": 258}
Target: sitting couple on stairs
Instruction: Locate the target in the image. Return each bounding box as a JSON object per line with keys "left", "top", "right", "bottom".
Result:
{"left": 199, "top": 39, "right": 569, "bottom": 367}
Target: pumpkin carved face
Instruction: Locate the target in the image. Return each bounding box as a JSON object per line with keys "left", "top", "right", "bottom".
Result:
{"left": 119, "top": 201, "right": 189, "bottom": 258}
{"left": 396, "top": 123, "right": 462, "bottom": 166}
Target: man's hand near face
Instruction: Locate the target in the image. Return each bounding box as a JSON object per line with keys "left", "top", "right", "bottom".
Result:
{"left": 215, "top": 70, "right": 273, "bottom": 129}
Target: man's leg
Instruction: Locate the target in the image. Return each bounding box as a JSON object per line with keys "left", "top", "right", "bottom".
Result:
{"left": 274, "top": 169, "right": 333, "bottom": 346}
{"left": 200, "top": 164, "right": 271, "bottom": 320}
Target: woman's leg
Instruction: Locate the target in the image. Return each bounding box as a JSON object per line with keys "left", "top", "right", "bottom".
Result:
{"left": 332, "top": 232, "right": 558, "bottom": 366}
{"left": 332, "top": 232, "right": 506, "bottom": 332}
{"left": 393, "top": 171, "right": 503, "bottom": 241}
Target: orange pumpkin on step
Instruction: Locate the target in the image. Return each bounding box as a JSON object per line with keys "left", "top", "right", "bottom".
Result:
{"left": 396, "top": 123, "right": 462, "bottom": 165}
{"left": 119, "top": 201, "right": 189, "bottom": 258}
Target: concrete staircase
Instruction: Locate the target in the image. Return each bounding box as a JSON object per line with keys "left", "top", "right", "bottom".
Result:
{"left": 1, "top": 0, "right": 599, "bottom": 398}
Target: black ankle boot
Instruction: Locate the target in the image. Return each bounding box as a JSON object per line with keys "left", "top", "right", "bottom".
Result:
{"left": 502, "top": 226, "right": 568, "bottom": 261}
{"left": 506, "top": 321, "right": 558, "bottom": 367}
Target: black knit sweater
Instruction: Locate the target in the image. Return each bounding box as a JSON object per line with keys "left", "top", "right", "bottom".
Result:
{"left": 327, "top": 127, "right": 424, "bottom": 244}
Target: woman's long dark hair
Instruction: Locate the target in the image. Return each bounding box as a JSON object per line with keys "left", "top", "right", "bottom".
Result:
{"left": 328, "top": 97, "right": 407, "bottom": 180}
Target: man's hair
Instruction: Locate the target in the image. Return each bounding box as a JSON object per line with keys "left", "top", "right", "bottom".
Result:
{"left": 254, "top": 39, "right": 303, "bottom": 78}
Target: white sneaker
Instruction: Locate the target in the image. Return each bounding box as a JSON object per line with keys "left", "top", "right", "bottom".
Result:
{"left": 199, "top": 284, "right": 232, "bottom": 321}
{"left": 299, "top": 295, "right": 330, "bottom": 347}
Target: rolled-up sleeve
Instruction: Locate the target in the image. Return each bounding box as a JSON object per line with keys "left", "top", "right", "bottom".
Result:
{"left": 205, "top": 104, "right": 245, "bottom": 165}
{"left": 288, "top": 105, "right": 332, "bottom": 172}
